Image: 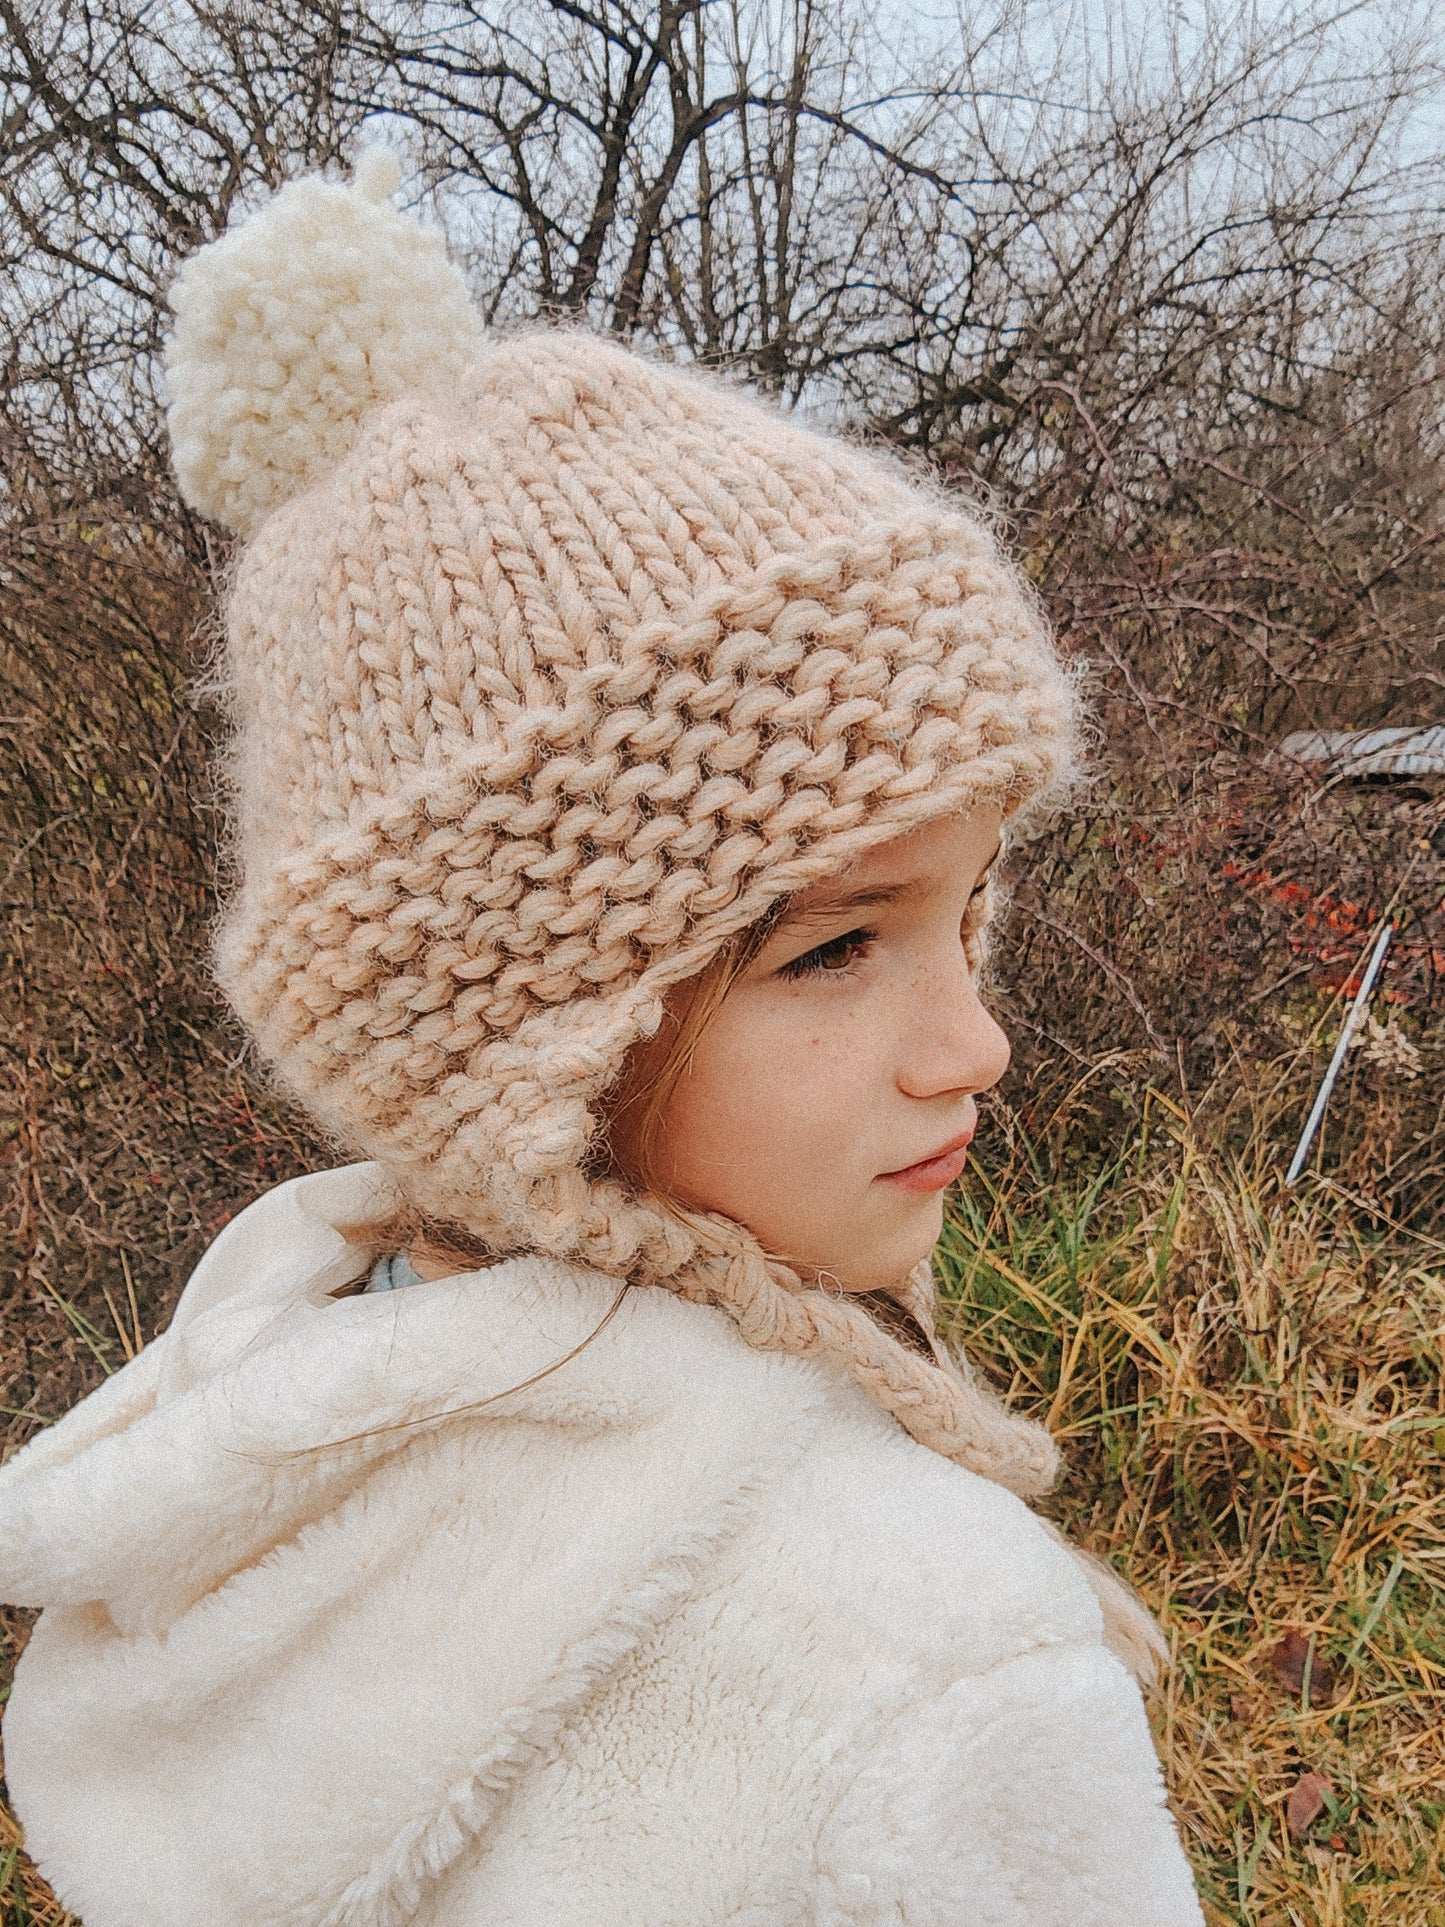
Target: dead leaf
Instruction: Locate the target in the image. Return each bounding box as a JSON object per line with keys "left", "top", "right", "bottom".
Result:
{"left": 1287, "top": 1771, "right": 1334, "bottom": 1839}
{"left": 1269, "top": 1629, "right": 1337, "bottom": 1703}
{"left": 1229, "top": 1692, "right": 1255, "bottom": 1723}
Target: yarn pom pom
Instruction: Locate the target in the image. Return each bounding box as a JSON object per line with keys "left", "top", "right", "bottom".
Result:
{"left": 165, "top": 152, "right": 484, "bottom": 537}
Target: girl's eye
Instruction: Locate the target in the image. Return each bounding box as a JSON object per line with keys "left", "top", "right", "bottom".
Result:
{"left": 778, "top": 927, "right": 876, "bottom": 980}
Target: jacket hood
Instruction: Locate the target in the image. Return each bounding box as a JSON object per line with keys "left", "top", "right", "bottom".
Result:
{"left": 0, "top": 1167, "right": 829, "bottom": 1927}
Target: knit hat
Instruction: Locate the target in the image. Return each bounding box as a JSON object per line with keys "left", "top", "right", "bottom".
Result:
{"left": 166, "top": 154, "right": 1080, "bottom": 1500}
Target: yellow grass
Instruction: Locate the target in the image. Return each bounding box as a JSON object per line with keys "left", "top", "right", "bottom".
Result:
{"left": 936, "top": 1093, "right": 1445, "bottom": 1925}
{"left": 1, "top": 1093, "right": 1441, "bottom": 1924}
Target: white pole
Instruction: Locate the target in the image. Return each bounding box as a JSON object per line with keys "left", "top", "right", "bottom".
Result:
{"left": 1284, "top": 922, "right": 1395, "bottom": 1187}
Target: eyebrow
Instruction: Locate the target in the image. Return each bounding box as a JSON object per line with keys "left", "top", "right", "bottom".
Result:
{"left": 777, "top": 882, "right": 908, "bottom": 930}
{"left": 775, "top": 841, "right": 1003, "bottom": 932}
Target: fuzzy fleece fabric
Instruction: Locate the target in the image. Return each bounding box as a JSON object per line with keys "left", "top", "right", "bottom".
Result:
{"left": 0, "top": 1166, "right": 1204, "bottom": 1927}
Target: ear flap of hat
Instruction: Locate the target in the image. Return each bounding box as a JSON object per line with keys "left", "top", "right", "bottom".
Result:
{"left": 164, "top": 150, "right": 485, "bottom": 538}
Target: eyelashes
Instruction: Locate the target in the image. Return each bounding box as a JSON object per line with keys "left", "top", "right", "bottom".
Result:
{"left": 774, "top": 871, "right": 997, "bottom": 983}
{"left": 778, "top": 926, "right": 878, "bottom": 980}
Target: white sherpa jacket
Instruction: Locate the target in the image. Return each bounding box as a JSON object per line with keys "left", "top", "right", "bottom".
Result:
{"left": 0, "top": 1166, "right": 1203, "bottom": 1927}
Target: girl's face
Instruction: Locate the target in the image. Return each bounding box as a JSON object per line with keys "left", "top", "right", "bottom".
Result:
{"left": 612, "top": 805, "right": 1010, "bottom": 1292}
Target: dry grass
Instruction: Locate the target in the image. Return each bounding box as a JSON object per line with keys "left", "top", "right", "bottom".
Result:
{"left": 937, "top": 1091, "right": 1445, "bottom": 1926}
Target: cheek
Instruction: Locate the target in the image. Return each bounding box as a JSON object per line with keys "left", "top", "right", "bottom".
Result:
{"left": 656, "top": 995, "right": 877, "bottom": 1212}
{"left": 648, "top": 987, "right": 949, "bottom": 1291}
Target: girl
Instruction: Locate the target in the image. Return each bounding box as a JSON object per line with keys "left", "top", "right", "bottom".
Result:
{"left": 0, "top": 155, "right": 1203, "bottom": 1926}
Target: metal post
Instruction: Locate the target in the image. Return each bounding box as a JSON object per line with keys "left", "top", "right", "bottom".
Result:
{"left": 1284, "top": 922, "right": 1395, "bottom": 1187}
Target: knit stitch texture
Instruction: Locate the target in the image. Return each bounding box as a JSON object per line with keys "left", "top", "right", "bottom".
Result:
{"left": 165, "top": 157, "right": 1087, "bottom": 1512}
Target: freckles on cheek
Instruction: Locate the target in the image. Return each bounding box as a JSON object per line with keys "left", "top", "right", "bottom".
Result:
{"left": 689, "top": 1006, "right": 861, "bottom": 1162}
{"left": 757, "top": 1018, "right": 871, "bottom": 1156}
{"left": 659, "top": 988, "right": 939, "bottom": 1285}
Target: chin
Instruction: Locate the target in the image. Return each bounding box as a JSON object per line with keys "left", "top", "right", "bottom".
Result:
{"left": 892, "top": 1198, "right": 946, "bottom": 1271}
{"left": 836, "top": 1205, "right": 944, "bottom": 1293}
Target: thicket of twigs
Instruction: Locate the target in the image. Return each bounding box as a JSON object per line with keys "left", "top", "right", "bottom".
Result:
{"left": 2, "top": 2, "right": 1443, "bottom": 1921}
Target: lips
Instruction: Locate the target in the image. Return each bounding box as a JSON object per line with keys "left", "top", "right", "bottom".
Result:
{"left": 877, "top": 1127, "right": 976, "bottom": 1195}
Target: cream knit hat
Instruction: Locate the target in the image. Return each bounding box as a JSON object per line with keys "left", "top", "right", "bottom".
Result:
{"left": 166, "top": 155, "right": 1080, "bottom": 1501}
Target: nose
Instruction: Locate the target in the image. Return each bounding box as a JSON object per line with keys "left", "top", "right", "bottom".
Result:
{"left": 896, "top": 960, "right": 1011, "bottom": 1100}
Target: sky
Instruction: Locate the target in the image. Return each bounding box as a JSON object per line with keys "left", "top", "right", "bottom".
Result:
{"left": 867, "top": 0, "right": 1445, "bottom": 174}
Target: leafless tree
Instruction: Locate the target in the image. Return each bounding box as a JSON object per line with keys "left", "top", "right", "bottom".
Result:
{"left": 5, "top": 1, "right": 1441, "bottom": 451}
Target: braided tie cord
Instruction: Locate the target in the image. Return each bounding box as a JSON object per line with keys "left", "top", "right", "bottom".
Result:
{"left": 693, "top": 1232, "right": 1060, "bottom": 1499}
